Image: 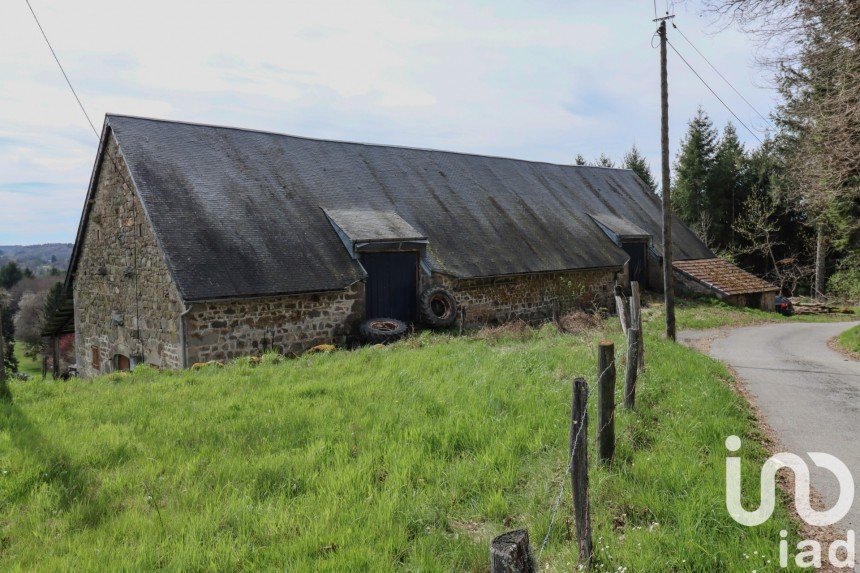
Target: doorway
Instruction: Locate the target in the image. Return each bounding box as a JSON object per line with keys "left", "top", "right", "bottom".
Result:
{"left": 621, "top": 241, "right": 648, "bottom": 286}
{"left": 361, "top": 251, "right": 418, "bottom": 322}
{"left": 114, "top": 354, "right": 131, "bottom": 371}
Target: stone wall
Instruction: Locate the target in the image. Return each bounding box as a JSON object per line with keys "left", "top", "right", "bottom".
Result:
{"left": 429, "top": 267, "right": 620, "bottom": 326}
{"left": 673, "top": 268, "right": 714, "bottom": 298}
{"left": 71, "top": 139, "right": 624, "bottom": 373}
{"left": 73, "top": 135, "right": 186, "bottom": 377}
{"left": 185, "top": 282, "right": 365, "bottom": 363}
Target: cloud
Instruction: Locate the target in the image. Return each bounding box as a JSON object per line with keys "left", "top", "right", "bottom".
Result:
{"left": 1, "top": 0, "right": 777, "bottom": 244}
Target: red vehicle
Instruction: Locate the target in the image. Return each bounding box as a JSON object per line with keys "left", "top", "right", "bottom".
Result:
{"left": 775, "top": 295, "right": 794, "bottom": 316}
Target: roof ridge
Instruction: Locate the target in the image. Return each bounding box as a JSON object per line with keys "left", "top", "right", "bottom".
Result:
{"left": 106, "top": 113, "right": 638, "bottom": 173}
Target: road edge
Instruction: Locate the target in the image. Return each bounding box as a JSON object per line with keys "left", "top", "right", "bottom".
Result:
{"left": 827, "top": 333, "right": 860, "bottom": 362}
{"left": 679, "top": 332, "right": 845, "bottom": 572}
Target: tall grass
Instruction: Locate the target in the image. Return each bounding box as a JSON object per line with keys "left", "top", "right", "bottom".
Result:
{"left": 1, "top": 323, "right": 802, "bottom": 571}
{"left": 838, "top": 324, "right": 860, "bottom": 355}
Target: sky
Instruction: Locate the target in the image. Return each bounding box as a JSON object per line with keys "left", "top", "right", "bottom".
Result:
{"left": 0, "top": 0, "right": 777, "bottom": 245}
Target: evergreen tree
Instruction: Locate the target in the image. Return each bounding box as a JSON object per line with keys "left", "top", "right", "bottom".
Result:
{"left": 0, "top": 262, "right": 24, "bottom": 290}
{"left": 672, "top": 107, "right": 718, "bottom": 233}
{"left": 707, "top": 123, "right": 747, "bottom": 248}
{"left": 43, "top": 282, "right": 65, "bottom": 328}
{"left": 574, "top": 154, "right": 587, "bottom": 166}
{"left": 592, "top": 153, "right": 615, "bottom": 168}
{"left": 0, "top": 294, "right": 17, "bottom": 375}
{"left": 622, "top": 144, "right": 657, "bottom": 192}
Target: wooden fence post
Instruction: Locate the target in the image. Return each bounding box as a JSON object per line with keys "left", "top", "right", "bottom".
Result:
{"left": 624, "top": 327, "right": 640, "bottom": 409}
{"left": 490, "top": 529, "right": 534, "bottom": 573}
{"left": 614, "top": 286, "right": 629, "bottom": 336}
{"left": 630, "top": 281, "right": 644, "bottom": 370}
{"left": 570, "top": 377, "right": 592, "bottom": 569}
{"left": 597, "top": 341, "right": 615, "bottom": 463}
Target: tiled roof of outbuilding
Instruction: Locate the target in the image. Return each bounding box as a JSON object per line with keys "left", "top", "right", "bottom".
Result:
{"left": 674, "top": 258, "right": 778, "bottom": 295}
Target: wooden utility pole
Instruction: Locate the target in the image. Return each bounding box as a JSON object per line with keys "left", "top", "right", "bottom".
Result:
{"left": 657, "top": 16, "right": 676, "bottom": 341}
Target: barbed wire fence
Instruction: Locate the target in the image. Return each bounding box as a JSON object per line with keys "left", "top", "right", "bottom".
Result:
{"left": 491, "top": 282, "right": 646, "bottom": 573}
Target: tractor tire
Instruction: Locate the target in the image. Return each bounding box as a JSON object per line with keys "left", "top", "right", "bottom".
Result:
{"left": 419, "top": 286, "right": 458, "bottom": 328}
{"left": 359, "top": 318, "right": 408, "bottom": 344}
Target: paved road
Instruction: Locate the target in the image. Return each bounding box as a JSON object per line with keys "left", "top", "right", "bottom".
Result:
{"left": 681, "top": 321, "right": 860, "bottom": 538}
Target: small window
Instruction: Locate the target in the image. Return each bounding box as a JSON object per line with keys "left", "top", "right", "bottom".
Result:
{"left": 96, "top": 229, "right": 101, "bottom": 241}
{"left": 91, "top": 346, "right": 101, "bottom": 370}
{"left": 138, "top": 224, "right": 144, "bottom": 237}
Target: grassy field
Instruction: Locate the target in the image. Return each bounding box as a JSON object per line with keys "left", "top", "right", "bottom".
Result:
{"left": 12, "top": 343, "right": 42, "bottom": 379}
{"left": 1, "top": 311, "right": 805, "bottom": 571}
{"left": 837, "top": 324, "right": 860, "bottom": 356}
{"left": 647, "top": 293, "right": 858, "bottom": 331}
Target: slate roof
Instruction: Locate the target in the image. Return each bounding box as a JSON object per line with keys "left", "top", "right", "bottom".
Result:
{"left": 674, "top": 258, "right": 778, "bottom": 295}
{"left": 590, "top": 213, "right": 651, "bottom": 239}
{"left": 74, "top": 115, "right": 713, "bottom": 302}
{"left": 324, "top": 209, "right": 426, "bottom": 243}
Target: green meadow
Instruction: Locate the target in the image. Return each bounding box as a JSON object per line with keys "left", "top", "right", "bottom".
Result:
{"left": 1, "top": 300, "right": 807, "bottom": 571}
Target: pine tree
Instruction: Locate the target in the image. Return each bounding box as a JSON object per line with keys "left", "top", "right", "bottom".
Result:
{"left": 0, "top": 293, "right": 17, "bottom": 376}
{"left": 592, "top": 153, "right": 615, "bottom": 168}
{"left": 0, "top": 262, "right": 24, "bottom": 290}
{"left": 672, "top": 107, "right": 718, "bottom": 234}
{"left": 574, "top": 154, "right": 587, "bottom": 166}
{"left": 622, "top": 144, "right": 657, "bottom": 192}
{"left": 707, "top": 122, "right": 747, "bottom": 248}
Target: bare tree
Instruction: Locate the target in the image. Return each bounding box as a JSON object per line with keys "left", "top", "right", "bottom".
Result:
{"left": 14, "top": 290, "right": 49, "bottom": 358}
{"left": 732, "top": 193, "right": 814, "bottom": 294}
{"left": 702, "top": 0, "right": 860, "bottom": 298}
{"left": 693, "top": 211, "right": 716, "bottom": 251}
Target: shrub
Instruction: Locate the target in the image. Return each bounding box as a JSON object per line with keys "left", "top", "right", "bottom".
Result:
{"left": 827, "top": 266, "right": 860, "bottom": 302}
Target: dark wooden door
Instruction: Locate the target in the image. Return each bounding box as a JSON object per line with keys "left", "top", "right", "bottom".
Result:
{"left": 622, "top": 241, "right": 647, "bottom": 286}
{"left": 115, "top": 354, "right": 131, "bottom": 371}
{"left": 362, "top": 252, "right": 417, "bottom": 322}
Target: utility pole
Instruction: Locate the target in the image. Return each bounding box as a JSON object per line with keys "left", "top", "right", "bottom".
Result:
{"left": 656, "top": 15, "right": 676, "bottom": 341}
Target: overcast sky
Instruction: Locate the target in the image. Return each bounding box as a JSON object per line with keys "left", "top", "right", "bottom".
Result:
{"left": 0, "top": 0, "right": 776, "bottom": 245}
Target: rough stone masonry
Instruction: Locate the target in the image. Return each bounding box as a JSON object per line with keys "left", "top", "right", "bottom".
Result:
{"left": 73, "top": 136, "right": 619, "bottom": 377}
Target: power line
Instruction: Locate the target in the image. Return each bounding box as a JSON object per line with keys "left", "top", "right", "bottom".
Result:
{"left": 672, "top": 22, "right": 773, "bottom": 128}
{"left": 25, "top": 0, "right": 144, "bottom": 346}
{"left": 667, "top": 39, "right": 764, "bottom": 145}
{"left": 24, "top": 0, "right": 99, "bottom": 138}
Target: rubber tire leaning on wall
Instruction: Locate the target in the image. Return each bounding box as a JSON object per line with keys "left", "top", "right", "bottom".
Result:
{"left": 359, "top": 318, "right": 408, "bottom": 344}
{"left": 419, "top": 286, "right": 458, "bottom": 328}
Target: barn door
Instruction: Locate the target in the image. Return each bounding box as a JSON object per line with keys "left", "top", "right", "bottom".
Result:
{"left": 362, "top": 252, "right": 417, "bottom": 322}
{"left": 621, "top": 241, "right": 647, "bottom": 286}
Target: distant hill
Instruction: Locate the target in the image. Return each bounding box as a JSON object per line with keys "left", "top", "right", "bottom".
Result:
{"left": 0, "top": 243, "right": 73, "bottom": 275}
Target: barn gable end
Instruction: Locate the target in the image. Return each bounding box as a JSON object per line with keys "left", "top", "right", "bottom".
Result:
{"left": 73, "top": 133, "right": 185, "bottom": 376}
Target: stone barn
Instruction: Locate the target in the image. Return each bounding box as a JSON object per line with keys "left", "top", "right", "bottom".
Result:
{"left": 45, "top": 115, "right": 754, "bottom": 376}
